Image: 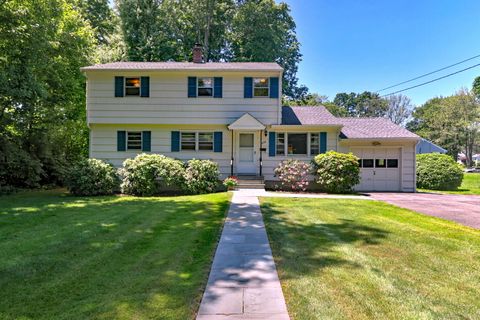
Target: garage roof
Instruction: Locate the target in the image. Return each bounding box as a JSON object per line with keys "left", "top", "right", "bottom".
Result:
{"left": 281, "top": 106, "right": 419, "bottom": 139}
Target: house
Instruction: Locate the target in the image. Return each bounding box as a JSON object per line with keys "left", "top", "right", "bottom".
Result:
{"left": 81, "top": 46, "right": 420, "bottom": 192}
{"left": 416, "top": 138, "right": 447, "bottom": 154}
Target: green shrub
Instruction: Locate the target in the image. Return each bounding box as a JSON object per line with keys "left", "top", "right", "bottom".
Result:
{"left": 273, "top": 159, "right": 311, "bottom": 191}
{"left": 120, "top": 153, "right": 184, "bottom": 196}
{"left": 416, "top": 153, "right": 463, "bottom": 190}
{"left": 312, "top": 151, "right": 360, "bottom": 193}
{"left": 182, "top": 159, "right": 219, "bottom": 194}
{"left": 66, "top": 159, "right": 120, "bottom": 196}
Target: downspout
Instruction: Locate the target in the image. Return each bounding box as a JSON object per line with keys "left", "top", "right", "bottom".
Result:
{"left": 259, "top": 130, "right": 263, "bottom": 176}
{"left": 230, "top": 130, "right": 234, "bottom": 176}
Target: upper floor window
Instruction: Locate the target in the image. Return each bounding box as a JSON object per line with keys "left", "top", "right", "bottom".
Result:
{"left": 127, "top": 131, "right": 142, "bottom": 150}
{"left": 253, "top": 78, "right": 269, "bottom": 97}
{"left": 125, "top": 77, "right": 140, "bottom": 96}
{"left": 198, "top": 77, "right": 213, "bottom": 96}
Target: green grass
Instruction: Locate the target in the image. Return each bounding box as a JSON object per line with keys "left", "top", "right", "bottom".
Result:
{"left": 260, "top": 197, "right": 480, "bottom": 320}
{"left": 0, "top": 189, "right": 231, "bottom": 320}
{"left": 420, "top": 172, "right": 480, "bottom": 195}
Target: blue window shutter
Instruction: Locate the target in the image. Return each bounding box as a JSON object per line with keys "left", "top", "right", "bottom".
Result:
{"left": 269, "top": 132, "right": 276, "bottom": 157}
{"left": 244, "top": 77, "right": 253, "bottom": 98}
{"left": 269, "top": 77, "right": 279, "bottom": 98}
{"left": 214, "top": 77, "right": 223, "bottom": 98}
{"left": 214, "top": 131, "right": 223, "bottom": 152}
{"left": 142, "top": 131, "right": 151, "bottom": 151}
{"left": 115, "top": 76, "right": 124, "bottom": 97}
{"left": 140, "top": 76, "right": 150, "bottom": 97}
{"left": 188, "top": 77, "right": 197, "bottom": 97}
{"left": 117, "top": 131, "right": 126, "bottom": 151}
{"left": 320, "top": 132, "right": 327, "bottom": 153}
{"left": 171, "top": 131, "right": 180, "bottom": 152}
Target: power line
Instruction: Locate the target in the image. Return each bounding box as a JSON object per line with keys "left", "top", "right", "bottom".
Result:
{"left": 381, "top": 62, "right": 480, "bottom": 97}
{"left": 377, "top": 53, "right": 480, "bottom": 92}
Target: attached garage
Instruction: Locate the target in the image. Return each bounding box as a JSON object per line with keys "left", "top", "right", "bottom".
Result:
{"left": 351, "top": 147, "right": 402, "bottom": 191}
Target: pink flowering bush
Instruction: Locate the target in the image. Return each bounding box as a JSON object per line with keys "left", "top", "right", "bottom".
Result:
{"left": 274, "top": 159, "right": 311, "bottom": 191}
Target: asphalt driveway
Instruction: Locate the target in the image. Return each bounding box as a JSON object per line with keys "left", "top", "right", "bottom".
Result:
{"left": 369, "top": 193, "right": 480, "bottom": 229}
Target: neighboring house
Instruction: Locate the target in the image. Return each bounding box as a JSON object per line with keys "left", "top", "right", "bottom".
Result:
{"left": 81, "top": 47, "right": 420, "bottom": 192}
{"left": 416, "top": 138, "right": 447, "bottom": 154}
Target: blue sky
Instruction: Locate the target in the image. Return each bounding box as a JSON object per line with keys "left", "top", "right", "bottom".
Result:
{"left": 286, "top": 0, "right": 480, "bottom": 105}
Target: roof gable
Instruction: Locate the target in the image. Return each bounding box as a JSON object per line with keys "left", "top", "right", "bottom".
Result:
{"left": 228, "top": 113, "right": 265, "bottom": 130}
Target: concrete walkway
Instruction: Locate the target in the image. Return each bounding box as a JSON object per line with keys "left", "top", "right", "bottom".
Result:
{"left": 197, "top": 190, "right": 290, "bottom": 320}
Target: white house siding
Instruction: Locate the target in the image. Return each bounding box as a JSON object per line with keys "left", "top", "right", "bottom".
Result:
{"left": 85, "top": 70, "right": 282, "bottom": 126}
{"left": 89, "top": 124, "right": 233, "bottom": 179}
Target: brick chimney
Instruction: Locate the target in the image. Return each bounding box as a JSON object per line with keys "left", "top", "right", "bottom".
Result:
{"left": 192, "top": 43, "right": 204, "bottom": 63}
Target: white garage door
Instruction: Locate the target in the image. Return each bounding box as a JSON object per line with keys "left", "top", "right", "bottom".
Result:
{"left": 352, "top": 148, "right": 401, "bottom": 191}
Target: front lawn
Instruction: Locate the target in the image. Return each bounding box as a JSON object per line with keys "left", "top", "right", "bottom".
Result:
{"left": 260, "top": 198, "right": 480, "bottom": 320}
{"left": 0, "top": 189, "right": 230, "bottom": 320}
{"left": 420, "top": 172, "right": 480, "bottom": 195}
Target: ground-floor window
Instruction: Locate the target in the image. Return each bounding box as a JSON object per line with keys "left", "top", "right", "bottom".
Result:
{"left": 275, "top": 132, "right": 320, "bottom": 156}
{"left": 181, "top": 132, "right": 213, "bottom": 151}
{"left": 359, "top": 158, "right": 399, "bottom": 168}
{"left": 127, "top": 131, "right": 142, "bottom": 150}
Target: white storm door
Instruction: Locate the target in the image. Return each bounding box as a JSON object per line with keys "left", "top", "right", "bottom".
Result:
{"left": 237, "top": 133, "right": 256, "bottom": 174}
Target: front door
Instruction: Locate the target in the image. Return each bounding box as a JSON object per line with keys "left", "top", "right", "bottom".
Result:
{"left": 237, "top": 133, "right": 256, "bottom": 174}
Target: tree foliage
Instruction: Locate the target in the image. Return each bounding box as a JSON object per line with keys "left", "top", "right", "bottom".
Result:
{"left": 333, "top": 91, "right": 388, "bottom": 117}
{"left": 407, "top": 89, "right": 479, "bottom": 165}
{"left": 386, "top": 94, "right": 413, "bottom": 125}
{"left": 0, "top": 0, "right": 95, "bottom": 189}
{"left": 116, "top": 0, "right": 305, "bottom": 98}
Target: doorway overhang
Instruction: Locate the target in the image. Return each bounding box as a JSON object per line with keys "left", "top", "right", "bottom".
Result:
{"left": 228, "top": 113, "right": 266, "bottom": 131}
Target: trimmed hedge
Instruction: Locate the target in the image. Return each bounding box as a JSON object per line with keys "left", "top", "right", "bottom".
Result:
{"left": 417, "top": 153, "right": 463, "bottom": 190}
{"left": 313, "top": 151, "right": 360, "bottom": 193}
{"left": 66, "top": 159, "right": 120, "bottom": 196}
{"left": 182, "top": 159, "right": 220, "bottom": 194}
{"left": 120, "top": 154, "right": 184, "bottom": 196}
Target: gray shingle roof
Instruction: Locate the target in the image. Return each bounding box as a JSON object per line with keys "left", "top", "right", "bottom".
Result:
{"left": 81, "top": 61, "right": 283, "bottom": 72}
{"left": 281, "top": 106, "right": 343, "bottom": 125}
{"left": 281, "top": 106, "right": 419, "bottom": 139}
{"left": 338, "top": 117, "right": 419, "bottom": 139}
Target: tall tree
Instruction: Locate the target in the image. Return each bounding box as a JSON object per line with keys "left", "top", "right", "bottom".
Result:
{"left": 333, "top": 92, "right": 388, "bottom": 117}
{"left": 230, "top": 0, "right": 303, "bottom": 98}
{"left": 0, "top": 0, "right": 95, "bottom": 187}
{"left": 115, "top": 0, "right": 305, "bottom": 98}
{"left": 386, "top": 94, "right": 413, "bottom": 126}
{"left": 407, "top": 90, "right": 479, "bottom": 164}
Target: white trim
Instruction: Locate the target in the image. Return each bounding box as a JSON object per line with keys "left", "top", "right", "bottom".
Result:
{"left": 228, "top": 113, "right": 266, "bottom": 130}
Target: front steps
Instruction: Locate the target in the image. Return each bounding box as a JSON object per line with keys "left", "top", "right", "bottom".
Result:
{"left": 235, "top": 175, "right": 265, "bottom": 190}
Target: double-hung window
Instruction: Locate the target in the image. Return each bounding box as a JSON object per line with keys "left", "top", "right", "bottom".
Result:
{"left": 310, "top": 133, "right": 320, "bottom": 155}
{"left": 276, "top": 133, "right": 285, "bottom": 155}
{"left": 181, "top": 132, "right": 214, "bottom": 151}
{"left": 125, "top": 77, "right": 140, "bottom": 96}
{"left": 198, "top": 77, "right": 213, "bottom": 97}
{"left": 253, "top": 78, "right": 269, "bottom": 97}
{"left": 127, "top": 131, "right": 142, "bottom": 150}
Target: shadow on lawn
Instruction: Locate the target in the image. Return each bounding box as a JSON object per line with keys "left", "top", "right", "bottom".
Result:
{"left": 0, "top": 190, "right": 230, "bottom": 320}
{"left": 261, "top": 201, "right": 389, "bottom": 278}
